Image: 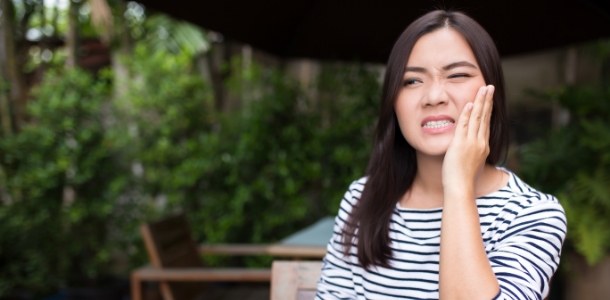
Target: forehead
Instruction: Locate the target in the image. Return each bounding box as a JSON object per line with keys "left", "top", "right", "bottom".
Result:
{"left": 406, "top": 28, "right": 478, "bottom": 67}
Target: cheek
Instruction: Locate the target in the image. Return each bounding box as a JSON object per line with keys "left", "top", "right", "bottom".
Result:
{"left": 394, "top": 95, "right": 417, "bottom": 126}
{"left": 450, "top": 82, "right": 485, "bottom": 109}
{"left": 394, "top": 99, "right": 416, "bottom": 139}
{"left": 395, "top": 89, "right": 421, "bottom": 113}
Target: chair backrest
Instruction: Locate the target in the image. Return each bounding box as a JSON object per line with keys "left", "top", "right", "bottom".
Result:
{"left": 271, "top": 260, "right": 323, "bottom": 300}
{"left": 141, "top": 214, "right": 205, "bottom": 300}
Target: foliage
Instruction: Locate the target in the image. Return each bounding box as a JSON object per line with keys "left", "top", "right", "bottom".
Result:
{"left": 0, "top": 3, "right": 382, "bottom": 295}
{"left": 122, "top": 46, "right": 380, "bottom": 265}
{"left": 119, "top": 41, "right": 216, "bottom": 215}
{"left": 190, "top": 60, "right": 379, "bottom": 266}
{"left": 140, "top": 14, "right": 209, "bottom": 56}
{"left": 519, "top": 84, "right": 610, "bottom": 265}
{"left": 0, "top": 68, "right": 136, "bottom": 296}
{"left": 314, "top": 64, "right": 380, "bottom": 212}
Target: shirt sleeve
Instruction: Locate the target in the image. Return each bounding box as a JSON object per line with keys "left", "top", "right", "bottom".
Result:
{"left": 488, "top": 198, "right": 567, "bottom": 300}
{"left": 316, "top": 181, "right": 360, "bottom": 300}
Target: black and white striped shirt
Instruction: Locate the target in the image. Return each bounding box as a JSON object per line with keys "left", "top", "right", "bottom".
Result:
{"left": 316, "top": 169, "right": 567, "bottom": 300}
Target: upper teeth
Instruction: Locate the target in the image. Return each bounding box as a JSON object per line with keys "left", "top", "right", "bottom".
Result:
{"left": 423, "top": 120, "right": 453, "bottom": 128}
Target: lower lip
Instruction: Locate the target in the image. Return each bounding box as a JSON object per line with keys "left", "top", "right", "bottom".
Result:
{"left": 421, "top": 123, "right": 455, "bottom": 134}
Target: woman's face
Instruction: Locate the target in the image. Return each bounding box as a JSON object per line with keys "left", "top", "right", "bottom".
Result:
{"left": 395, "top": 28, "right": 486, "bottom": 158}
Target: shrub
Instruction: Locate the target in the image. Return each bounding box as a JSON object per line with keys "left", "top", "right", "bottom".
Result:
{"left": 0, "top": 68, "right": 135, "bottom": 296}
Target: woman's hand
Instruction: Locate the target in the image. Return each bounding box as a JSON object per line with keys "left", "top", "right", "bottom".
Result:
{"left": 439, "top": 85, "right": 500, "bottom": 299}
{"left": 442, "top": 85, "right": 494, "bottom": 193}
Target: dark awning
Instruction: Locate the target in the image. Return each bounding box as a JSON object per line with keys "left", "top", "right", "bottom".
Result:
{"left": 133, "top": 0, "right": 610, "bottom": 63}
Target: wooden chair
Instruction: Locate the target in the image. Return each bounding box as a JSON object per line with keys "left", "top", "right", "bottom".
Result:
{"left": 270, "top": 260, "right": 323, "bottom": 300}
{"left": 131, "top": 214, "right": 271, "bottom": 300}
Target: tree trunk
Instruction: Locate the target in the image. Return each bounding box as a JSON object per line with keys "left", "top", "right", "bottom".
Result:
{"left": 203, "top": 53, "right": 223, "bottom": 112}
{"left": 111, "top": 0, "right": 132, "bottom": 102}
{"left": 0, "top": 0, "right": 11, "bottom": 136}
{"left": 65, "top": 0, "right": 79, "bottom": 68}
{"left": 0, "top": 0, "right": 25, "bottom": 134}
{"left": 203, "top": 42, "right": 228, "bottom": 113}
{"left": 199, "top": 39, "right": 239, "bottom": 113}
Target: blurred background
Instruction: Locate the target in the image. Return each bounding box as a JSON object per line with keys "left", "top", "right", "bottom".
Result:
{"left": 0, "top": 0, "right": 609, "bottom": 299}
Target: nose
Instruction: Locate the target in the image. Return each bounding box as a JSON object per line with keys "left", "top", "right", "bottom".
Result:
{"left": 423, "top": 81, "right": 448, "bottom": 107}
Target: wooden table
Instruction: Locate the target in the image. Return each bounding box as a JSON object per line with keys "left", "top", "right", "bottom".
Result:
{"left": 131, "top": 216, "right": 334, "bottom": 300}
{"left": 199, "top": 216, "right": 334, "bottom": 259}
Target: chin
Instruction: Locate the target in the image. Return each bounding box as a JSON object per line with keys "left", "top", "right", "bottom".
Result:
{"left": 422, "top": 142, "right": 450, "bottom": 156}
{"left": 428, "top": 150, "right": 449, "bottom": 158}
{"left": 406, "top": 137, "right": 451, "bottom": 157}
{"left": 414, "top": 147, "right": 448, "bottom": 158}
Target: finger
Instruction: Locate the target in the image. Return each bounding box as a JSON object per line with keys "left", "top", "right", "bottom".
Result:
{"left": 478, "top": 85, "right": 494, "bottom": 141}
{"left": 468, "top": 86, "right": 487, "bottom": 138}
{"left": 456, "top": 101, "right": 474, "bottom": 137}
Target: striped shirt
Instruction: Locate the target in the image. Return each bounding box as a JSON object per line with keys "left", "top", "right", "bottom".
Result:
{"left": 316, "top": 169, "right": 567, "bottom": 300}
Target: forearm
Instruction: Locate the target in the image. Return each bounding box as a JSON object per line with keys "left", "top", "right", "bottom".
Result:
{"left": 439, "top": 187, "right": 499, "bottom": 299}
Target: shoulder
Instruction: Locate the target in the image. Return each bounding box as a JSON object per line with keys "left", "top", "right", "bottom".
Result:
{"left": 338, "top": 176, "right": 367, "bottom": 211}
{"left": 334, "top": 177, "right": 367, "bottom": 224}
{"left": 504, "top": 170, "right": 563, "bottom": 209}
{"left": 501, "top": 169, "right": 567, "bottom": 230}
{"left": 480, "top": 169, "right": 566, "bottom": 234}
{"left": 483, "top": 170, "right": 567, "bottom": 258}
{"left": 347, "top": 176, "right": 367, "bottom": 194}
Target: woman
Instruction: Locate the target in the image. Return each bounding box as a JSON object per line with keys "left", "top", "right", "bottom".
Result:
{"left": 316, "top": 10, "right": 566, "bottom": 300}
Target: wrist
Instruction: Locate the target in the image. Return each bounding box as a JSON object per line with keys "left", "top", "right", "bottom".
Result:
{"left": 443, "top": 184, "right": 475, "bottom": 203}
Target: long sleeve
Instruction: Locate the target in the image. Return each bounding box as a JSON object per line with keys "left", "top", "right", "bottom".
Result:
{"left": 315, "top": 171, "right": 566, "bottom": 299}
{"left": 488, "top": 196, "right": 567, "bottom": 300}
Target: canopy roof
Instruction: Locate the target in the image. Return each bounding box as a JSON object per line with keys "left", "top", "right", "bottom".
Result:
{"left": 134, "top": 0, "right": 610, "bottom": 63}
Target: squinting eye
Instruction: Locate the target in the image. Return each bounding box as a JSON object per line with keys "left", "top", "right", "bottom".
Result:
{"left": 402, "top": 78, "right": 421, "bottom": 86}
{"left": 448, "top": 73, "right": 470, "bottom": 79}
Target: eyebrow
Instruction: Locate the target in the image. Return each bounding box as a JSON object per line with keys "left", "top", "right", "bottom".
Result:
{"left": 442, "top": 61, "right": 478, "bottom": 70}
{"left": 404, "top": 61, "right": 478, "bottom": 73}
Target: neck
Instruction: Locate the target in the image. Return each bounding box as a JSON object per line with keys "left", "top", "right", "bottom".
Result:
{"left": 399, "top": 154, "right": 445, "bottom": 209}
{"left": 400, "top": 154, "right": 505, "bottom": 209}
{"left": 414, "top": 154, "right": 445, "bottom": 194}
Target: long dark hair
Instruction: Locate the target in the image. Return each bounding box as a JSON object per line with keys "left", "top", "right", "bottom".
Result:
{"left": 341, "top": 10, "right": 509, "bottom": 269}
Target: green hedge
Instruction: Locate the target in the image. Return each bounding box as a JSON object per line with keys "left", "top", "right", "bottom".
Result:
{"left": 0, "top": 45, "right": 380, "bottom": 296}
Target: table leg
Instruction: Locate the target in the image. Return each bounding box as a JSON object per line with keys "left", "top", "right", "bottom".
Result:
{"left": 131, "top": 274, "right": 142, "bottom": 300}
